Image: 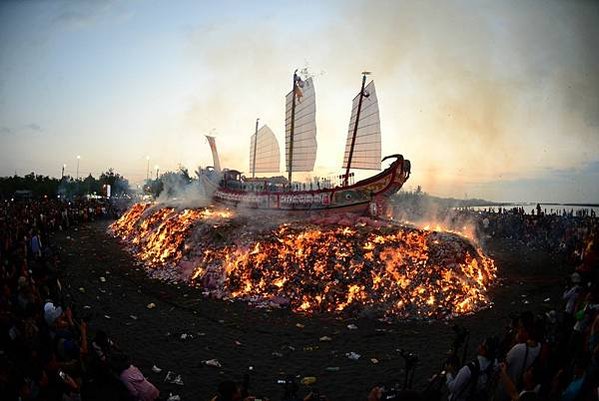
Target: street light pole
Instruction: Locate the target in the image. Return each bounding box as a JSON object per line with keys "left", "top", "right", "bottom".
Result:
{"left": 76, "top": 155, "right": 81, "bottom": 180}
{"left": 146, "top": 156, "right": 150, "bottom": 181}
{"left": 61, "top": 164, "right": 66, "bottom": 179}
{"left": 155, "top": 165, "right": 159, "bottom": 180}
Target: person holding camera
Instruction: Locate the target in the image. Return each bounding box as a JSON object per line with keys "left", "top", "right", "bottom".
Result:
{"left": 446, "top": 336, "right": 499, "bottom": 401}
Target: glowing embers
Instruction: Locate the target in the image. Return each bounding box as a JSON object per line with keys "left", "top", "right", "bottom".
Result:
{"left": 109, "top": 204, "right": 233, "bottom": 267}
{"left": 191, "top": 224, "right": 496, "bottom": 319}
{"left": 110, "top": 203, "right": 496, "bottom": 319}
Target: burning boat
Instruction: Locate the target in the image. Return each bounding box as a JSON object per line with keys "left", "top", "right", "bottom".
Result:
{"left": 200, "top": 71, "right": 411, "bottom": 215}
{"left": 109, "top": 72, "right": 496, "bottom": 320}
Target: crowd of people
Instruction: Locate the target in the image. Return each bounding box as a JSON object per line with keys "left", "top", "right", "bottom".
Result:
{"left": 361, "top": 208, "right": 599, "bottom": 401}
{"left": 1, "top": 197, "right": 598, "bottom": 400}
{"left": 431, "top": 229, "right": 598, "bottom": 401}
{"left": 445, "top": 206, "right": 598, "bottom": 263}
{"left": 0, "top": 198, "right": 161, "bottom": 401}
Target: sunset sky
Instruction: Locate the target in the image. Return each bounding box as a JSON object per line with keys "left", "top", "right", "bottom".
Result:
{"left": 1, "top": 0, "right": 598, "bottom": 203}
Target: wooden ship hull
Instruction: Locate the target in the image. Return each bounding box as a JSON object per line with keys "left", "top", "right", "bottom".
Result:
{"left": 202, "top": 155, "right": 410, "bottom": 214}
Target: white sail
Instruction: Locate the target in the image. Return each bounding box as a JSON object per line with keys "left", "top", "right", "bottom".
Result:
{"left": 249, "top": 125, "right": 280, "bottom": 174}
{"left": 205, "top": 135, "right": 221, "bottom": 172}
{"left": 342, "top": 80, "right": 381, "bottom": 170}
{"left": 285, "top": 77, "right": 317, "bottom": 173}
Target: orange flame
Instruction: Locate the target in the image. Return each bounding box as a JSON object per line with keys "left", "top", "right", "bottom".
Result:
{"left": 110, "top": 204, "right": 496, "bottom": 319}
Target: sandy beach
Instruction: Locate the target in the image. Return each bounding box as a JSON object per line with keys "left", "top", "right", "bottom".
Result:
{"left": 54, "top": 220, "right": 570, "bottom": 400}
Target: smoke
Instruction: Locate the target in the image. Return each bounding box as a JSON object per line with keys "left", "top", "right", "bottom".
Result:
{"left": 179, "top": 0, "right": 599, "bottom": 201}
{"left": 3, "top": 0, "right": 595, "bottom": 201}
{"left": 153, "top": 168, "right": 216, "bottom": 209}
{"left": 390, "top": 190, "right": 482, "bottom": 244}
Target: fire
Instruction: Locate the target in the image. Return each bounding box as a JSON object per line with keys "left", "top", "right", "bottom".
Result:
{"left": 109, "top": 203, "right": 233, "bottom": 267}
{"left": 110, "top": 204, "right": 497, "bottom": 319}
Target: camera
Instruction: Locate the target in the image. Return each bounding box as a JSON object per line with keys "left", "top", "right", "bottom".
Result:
{"left": 398, "top": 349, "right": 419, "bottom": 367}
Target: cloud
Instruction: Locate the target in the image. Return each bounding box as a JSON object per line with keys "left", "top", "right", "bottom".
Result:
{"left": 0, "top": 126, "right": 12, "bottom": 136}
{"left": 52, "top": 0, "right": 132, "bottom": 30}
{"left": 25, "top": 123, "right": 42, "bottom": 132}
{"left": 471, "top": 159, "right": 599, "bottom": 203}
{"left": 0, "top": 124, "right": 43, "bottom": 137}
{"left": 179, "top": 0, "right": 599, "bottom": 191}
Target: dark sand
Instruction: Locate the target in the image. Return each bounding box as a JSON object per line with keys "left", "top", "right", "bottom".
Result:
{"left": 57, "top": 221, "right": 570, "bottom": 401}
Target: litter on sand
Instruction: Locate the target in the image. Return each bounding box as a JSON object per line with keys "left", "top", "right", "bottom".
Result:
{"left": 202, "top": 359, "right": 222, "bottom": 368}
{"left": 164, "top": 371, "right": 184, "bottom": 385}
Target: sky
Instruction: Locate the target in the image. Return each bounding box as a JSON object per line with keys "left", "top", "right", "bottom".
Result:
{"left": 0, "top": 0, "right": 598, "bottom": 203}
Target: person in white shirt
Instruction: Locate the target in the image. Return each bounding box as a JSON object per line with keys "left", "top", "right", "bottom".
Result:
{"left": 505, "top": 318, "right": 541, "bottom": 389}
{"left": 495, "top": 313, "right": 542, "bottom": 401}
{"left": 446, "top": 337, "right": 499, "bottom": 401}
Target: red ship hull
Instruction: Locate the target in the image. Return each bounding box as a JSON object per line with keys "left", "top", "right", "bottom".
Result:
{"left": 203, "top": 155, "right": 410, "bottom": 215}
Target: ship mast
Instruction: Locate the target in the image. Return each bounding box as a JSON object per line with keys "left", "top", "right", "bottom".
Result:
{"left": 251, "top": 118, "right": 259, "bottom": 178}
{"left": 288, "top": 70, "right": 298, "bottom": 185}
{"left": 344, "top": 72, "right": 369, "bottom": 186}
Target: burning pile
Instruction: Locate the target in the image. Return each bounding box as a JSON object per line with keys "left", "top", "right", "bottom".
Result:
{"left": 110, "top": 204, "right": 496, "bottom": 319}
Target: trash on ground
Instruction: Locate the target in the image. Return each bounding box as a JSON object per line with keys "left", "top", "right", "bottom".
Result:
{"left": 202, "top": 359, "right": 222, "bottom": 368}
{"left": 346, "top": 351, "right": 361, "bottom": 360}
{"left": 164, "top": 371, "right": 184, "bottom": 385}
{"left": 301, "top": 376, "right": 317, "bottom": 386}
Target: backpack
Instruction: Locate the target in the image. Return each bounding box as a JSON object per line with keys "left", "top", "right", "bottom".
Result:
{"left": 456, "top": 358, "right": 495, "bottom": 401}
{"left": 517, "top": 343, "right": 544, "bottom": 393}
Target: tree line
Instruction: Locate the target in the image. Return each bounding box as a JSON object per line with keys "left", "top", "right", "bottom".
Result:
{"left": 0, "top": 169, "right": 131, "bottom": 199}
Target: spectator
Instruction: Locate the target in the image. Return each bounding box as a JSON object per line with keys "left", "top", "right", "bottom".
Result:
{"left": 112, "top": 353, "right": 160, "bottom": 401}
{"left": 498, "top": 362, "right": 540, "bottom": 401}
{"left": 499, "top": 313, "right": 542, "bottom": 400}
{"left": 446, "top": 336, "right": 499, "bottom": 401}
{"left": 0, "top": 197, "right": 124, "bottom": 401}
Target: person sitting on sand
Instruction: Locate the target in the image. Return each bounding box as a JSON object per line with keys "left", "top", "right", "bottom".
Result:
{"left": 112, "top": 353, "right": 159, "bottom": 401}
